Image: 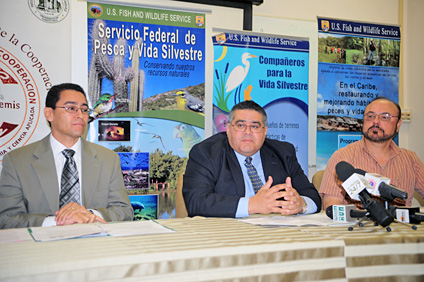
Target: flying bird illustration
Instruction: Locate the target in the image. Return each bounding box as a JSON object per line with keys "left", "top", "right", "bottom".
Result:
{"left": 173, "top": 90, "right": 205, "bottom": 113}
{"left": 225, "top": 52, "right": 257, "bottom": 93}
{"left": 173, "top": 123, "right": 203, "bottom": 157}
{"left": 131, "top": 117, "right": 152, "bottom": 127}
{"left": 140, "top": 132, "right": 167, "bottom": 151}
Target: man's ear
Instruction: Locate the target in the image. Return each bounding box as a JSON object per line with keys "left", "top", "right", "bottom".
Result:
{"left": 44, "top": 107, "right": 53, "bottom": 122}
{"left": 396, "top": 118, "right": 402, "bottom": 132}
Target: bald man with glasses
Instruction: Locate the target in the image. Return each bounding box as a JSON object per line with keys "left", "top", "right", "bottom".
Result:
{"left": 183, "top": 100, "right": 321, "bottom": 218}
{"left": 320, "top": 96, "right": 424, "bottom": 210}
{"left": 0, "top": 83, "right": 133, "bottom": 229}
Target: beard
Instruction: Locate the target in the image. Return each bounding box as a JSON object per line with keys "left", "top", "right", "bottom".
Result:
{"left": 363, "top": 125, "right": 396, "bottom": 143}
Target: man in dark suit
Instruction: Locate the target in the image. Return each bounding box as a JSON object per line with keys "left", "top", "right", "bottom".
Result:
{"left": 0, "top": 83, "right": 133, "bottom": 229}
{"left": 183, "top": 100, "right": 321, "bottom": 217}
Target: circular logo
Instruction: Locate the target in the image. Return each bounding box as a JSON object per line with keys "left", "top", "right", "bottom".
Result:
{"left": 0, "top": 47, "right": 41, "bottom": 160}
{"left": 28, "top": 0, "right": 69, "bottom": 23}
{"left": 88, "top": 3, "right": 104, "bottom": 18}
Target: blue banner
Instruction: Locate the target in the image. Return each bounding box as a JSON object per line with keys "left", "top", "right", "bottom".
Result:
{"left": 316, "top": 17, "right": 400, "bottom": 170}
{"left": 213, "top": 32, "right": 310, "bottom": 175}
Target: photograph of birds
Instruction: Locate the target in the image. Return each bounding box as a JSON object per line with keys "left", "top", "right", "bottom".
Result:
{"left": 93, "top": 93, "right": 116, "bottom": 117}
{"left": 225, "top": 52, "right": 257, "bottom": 94}
{"left": 173, "top": 123, "right": 203, "bottom": 157}
{"left": 173, "top": 90, "right": 205, "bottom": 114}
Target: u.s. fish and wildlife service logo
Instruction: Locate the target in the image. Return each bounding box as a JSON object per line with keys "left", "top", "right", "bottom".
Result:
{"left": 196, "top": 16, "right": 204, "bottom": 27}
{"left": 0, "top": 47, "right": 42, "bottom": 161}
{"left": 215, "top": 34, "right": 227, "bottom": 44}
{"left": 88, "top": 3, "right": 103, "bottom": 18}
{"left": 321, "top": 20, "right": 330, "bottom": 32}
{"left": 28, "top": 0, "right": 69, "bottom": 23}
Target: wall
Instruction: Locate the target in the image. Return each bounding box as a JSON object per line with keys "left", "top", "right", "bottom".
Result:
{"left": 402, "top": 0, "right": 424, "bottom": 160}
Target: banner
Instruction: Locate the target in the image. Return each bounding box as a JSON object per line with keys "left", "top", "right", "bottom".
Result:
{"left": 86, "top": 2, "right": 205, "bottom": 219}
{"left": 212, "top": 32, "right": 310, "bottom": 174}
{"left": 0, "top": 1, "right": 72, "bottom": 172}
{"left": 316, "top": 18, "right": 400, "bottom": 170}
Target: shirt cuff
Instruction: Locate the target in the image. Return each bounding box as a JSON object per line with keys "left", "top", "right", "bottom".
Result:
{"left": 301, "top": 196, "right": 318, "bottom": 214}
{"left": 42, "top": 216, "right": 57, "bottom": 227}
{"left": 89, "top": 209, "right": 104, "bottom": 219}
{"left": 235, "top": 197, "right": 250, "bottom": 218}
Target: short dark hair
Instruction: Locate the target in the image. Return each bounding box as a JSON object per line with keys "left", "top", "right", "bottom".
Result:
{"left": 45, "top": 83, "right": 86, "bottom": 109}
{"left": 228, "top": 100, "right": 267, "bottom": 125}
{"left": 45, "top": 83, "right": 87, "bottom": 127}
{"left": 367, "top": 96, "right": 401, "bottom": 118}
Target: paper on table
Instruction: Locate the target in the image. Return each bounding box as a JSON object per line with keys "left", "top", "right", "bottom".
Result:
{"left": 239, "top": 212, "right": 356, "bottom": 226}
{"left": 100, "top": 220, "right": 175, "bottom": 237}
{"left": 29, "top": 220, "right": 175, "bottom": 242}
{"left": 0, "top": 228, "right": 34, "bottom": 243}
{"left": 29, "top": 224, "right": 105, "bottom": 242}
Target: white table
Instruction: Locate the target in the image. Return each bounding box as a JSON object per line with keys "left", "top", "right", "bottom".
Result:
{"left": 1, "top": 216, "right": 423, "bottom": 281}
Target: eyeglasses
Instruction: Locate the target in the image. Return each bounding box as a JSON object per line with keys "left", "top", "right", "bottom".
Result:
{"left": 364, "top": 113, "right": 399, "bottom": 122}
{"left": 56, "top": 105, "right": 93, "bottom": 115}
{"left": 231, "top": 122, "right": 264, "bottom": 133}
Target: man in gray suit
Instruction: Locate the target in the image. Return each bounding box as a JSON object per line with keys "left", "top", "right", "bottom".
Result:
{"left": 0, "top": 83, "right": 133, "bottom": 229}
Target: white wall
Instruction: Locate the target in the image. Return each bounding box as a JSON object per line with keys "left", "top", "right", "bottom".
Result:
{"left": 402, "top": 0, "right": 424, "bottom": 160}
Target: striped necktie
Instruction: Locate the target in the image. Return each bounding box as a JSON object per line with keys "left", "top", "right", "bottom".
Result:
{"left": 59, "top": 149, "right": 81, "bottom": 208}
{"left": 245, "top": 157, "right": 264, "bottom": 193}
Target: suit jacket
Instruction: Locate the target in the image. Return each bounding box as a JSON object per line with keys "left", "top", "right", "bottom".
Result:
{"left": 0, "top": 135, "right": 133, "bottom": 229}
{"left": 183, "top": 132, "right": 321, "bottom": 217}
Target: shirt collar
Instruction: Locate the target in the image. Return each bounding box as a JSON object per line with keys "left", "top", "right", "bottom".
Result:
{"left": 50, "top": 134, "right": 82, "bottom": 157}
{"left": 234, "top": 150, "right": 261, "bottom": 167}
{"left": 360, "top": 137, "right": 401, "bottom": 159}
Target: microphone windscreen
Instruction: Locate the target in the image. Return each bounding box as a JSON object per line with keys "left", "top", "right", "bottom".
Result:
{"left": 335, "top": 161, "right": 355, "bottom": 182}
{"left": 325, "top": 205, "right": 334, "bottom": 219}
{"left": 354, "top": 168, "right": 366, "bottom": 176}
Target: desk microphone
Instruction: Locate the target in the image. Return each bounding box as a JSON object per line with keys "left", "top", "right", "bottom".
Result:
{"left": 325, "top": 205, "right": 369, "bottom": 222}
{"left": 335, "top": 161, "right": 394, "bottom": 227}
{"left": 357, "top": 171, "right": 408, "bottom": 201}
{"left": 390, "top": 206, "right": 424, "bottom": 224}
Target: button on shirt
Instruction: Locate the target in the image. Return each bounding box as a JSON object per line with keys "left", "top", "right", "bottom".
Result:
{"left": 235, "top": 150, "right": 317, "bottom": 217}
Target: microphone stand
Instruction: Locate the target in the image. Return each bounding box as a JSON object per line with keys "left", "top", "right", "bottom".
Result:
{"left": 347, "top": 211, "right": 373, "bottom": 231}
{"left": 347, "top": 211, "right": 393, "bottom": 232}
{"left": 382, "top": 196, "right": 418, "bottom": 231}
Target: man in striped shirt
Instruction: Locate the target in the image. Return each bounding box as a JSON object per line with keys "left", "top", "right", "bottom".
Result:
{"left": 320, "top": 97, "right": 424, "bottom": 210}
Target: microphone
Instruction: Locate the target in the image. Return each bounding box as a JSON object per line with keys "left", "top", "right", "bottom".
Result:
{"left": 335, "top": 162, "right": 373, "bottom": 202}
{"left": 335, "top": 161, "right": 394, "bottom": 227}
{"left": 362, "top": 172, "right": 408, "bottom": 201}
{"left": 390, "top": 206, "right": 424, "bottom": 224}
{"left": 325, "top": 205, "right": 369, "bottom": 222}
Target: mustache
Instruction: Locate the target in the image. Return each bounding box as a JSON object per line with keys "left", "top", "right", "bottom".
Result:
{"left": 367, "top": 125, "right": 384, "bottom": 133}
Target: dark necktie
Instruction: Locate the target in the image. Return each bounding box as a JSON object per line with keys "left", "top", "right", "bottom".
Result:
{"left": 245, "top": 157, "right": 264, "bottom": 193}
{"left": 59, "top": 149, "right": 81, "bottom": 208}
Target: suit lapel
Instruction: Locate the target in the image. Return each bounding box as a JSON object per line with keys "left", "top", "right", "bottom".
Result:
{"left": 81, "top": 140, "right": 101, "bottom": 206}
{"left": 225, "top": 142, "right": 246, "bottom": 196}
{"left": 260, "top": 147, "right": 284, "bottom": 185}
{"left": 32, "top": 135, "right": 60, "bottom": 212}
